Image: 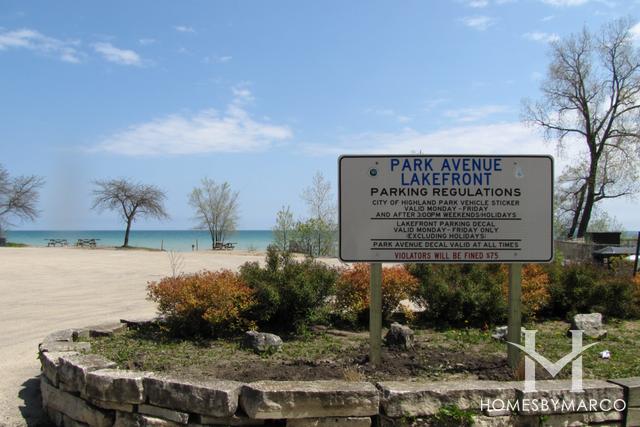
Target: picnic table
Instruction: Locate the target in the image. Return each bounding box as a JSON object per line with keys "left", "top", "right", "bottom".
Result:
{"left": 213, "top": 242, "right": 236, "bottom": 251}
{"left": 75, "top": 238, "right": 100, "bottom": 248}
{"left": 45, "top": 239, "right": 68, "bottom": 247}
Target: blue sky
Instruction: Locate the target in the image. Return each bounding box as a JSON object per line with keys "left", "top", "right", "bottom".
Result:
{"left": 2, "top": 0, "right": 639, "bottom": 230}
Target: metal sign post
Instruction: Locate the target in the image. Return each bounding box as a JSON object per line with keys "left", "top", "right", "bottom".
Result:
{"left": 507, "top": 263, "right": 522, "bottom": 370}
{"left": 634, "top": 231, "right": 639, "bottom": 277}
{"left": 370, "top": 263, "right": 382, "bottom": 365}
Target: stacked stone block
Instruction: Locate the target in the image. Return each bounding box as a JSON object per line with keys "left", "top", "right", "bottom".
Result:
{"left": 37, "top": 320, "right": 637, "bottom": 427}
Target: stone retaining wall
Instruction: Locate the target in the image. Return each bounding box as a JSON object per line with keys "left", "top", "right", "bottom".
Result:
{"left": 38, "top": 320, "right": 640, "bottom": 427}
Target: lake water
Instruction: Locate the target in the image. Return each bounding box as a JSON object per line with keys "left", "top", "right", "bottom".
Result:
{"left": 5, "top": 230, "right": 274, "bottom": 252}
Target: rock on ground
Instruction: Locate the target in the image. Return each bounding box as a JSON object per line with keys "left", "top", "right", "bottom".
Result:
{"left": 384, "top": 323, "right": 414, "bottom": 350}
{"left": 571, "top": 313, "right": 607, "bottom": 339}
{"left": 243, "top": 331, "right": 283, "bottom": 354}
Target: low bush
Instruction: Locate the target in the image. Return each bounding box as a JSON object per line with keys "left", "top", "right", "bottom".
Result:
{"left": 407, "top": 263, "right": 507, "bottom": 328}
{"left": 501, "top": 264, "right": 551, "bottom": 320}
{"left": 334, "top": 264, "right": 419, "bottom": 326}
{"left": 147, "top": 270, "right": 256, "bottom": 337}
{"left": 546, "top": 259, "right": 640, "bottom": 320}
{"left": 239, "top": 246, "right": 338, "bottom": 333}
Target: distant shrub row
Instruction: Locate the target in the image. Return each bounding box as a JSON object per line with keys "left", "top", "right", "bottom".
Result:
{"left": 146, "top": 246, "right": 640, "bottom": 338}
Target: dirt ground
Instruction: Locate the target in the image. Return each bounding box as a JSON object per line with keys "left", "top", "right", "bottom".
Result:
{"left": 90, "top": 323, "right": 515, "bottom": 384}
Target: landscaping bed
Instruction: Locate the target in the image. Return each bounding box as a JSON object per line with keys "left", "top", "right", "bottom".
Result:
{"left": 85, "top": 319, "right": 640, "bottom": 383}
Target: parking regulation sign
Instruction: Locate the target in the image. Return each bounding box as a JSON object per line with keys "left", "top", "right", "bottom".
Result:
{"left": 339, "top": 155, "right": 553, "bottom": 263}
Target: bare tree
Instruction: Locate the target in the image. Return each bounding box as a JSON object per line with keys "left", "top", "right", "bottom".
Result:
{"left": 302, "top": 171, "right": 336, "bottom": 223}
{"left": 189, "top": 178, "right": 239, "bottom": 249}
{"left": 0, "top": 165, "right": 45, "bottom": 235}
{"left": 167, "top": 250, "right": 185, "bottom": 277}
{"left": 523, "top": 18, "right": 640, "bottom": 238}
{"left": 92, "top": 178, "right": 168, "bottom": 247}
{"left": 273, "top": 205, "right": 295, "bottom": 252}
{"left": 555, "top": 146, "right": 638, "bottom": 237}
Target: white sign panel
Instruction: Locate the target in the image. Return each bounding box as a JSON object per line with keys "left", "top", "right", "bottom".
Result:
{"left": 339, "top": 155, "right": 553, "bottom": 263}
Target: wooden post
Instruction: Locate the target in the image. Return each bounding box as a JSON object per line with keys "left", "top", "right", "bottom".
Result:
{"left": 370, "top": 262, "right": 382, "bottom": 366}
{"left": 634, "top": 232, "right": 639, "bottom": 277}
{"left": 507, "top": 263, "right": 522, "bottom": 370}
{"left": 161, "top": 240, "right": 164, "bottom": 251}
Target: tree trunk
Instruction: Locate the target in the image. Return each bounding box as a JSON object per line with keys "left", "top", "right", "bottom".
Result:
{"left": 123, "top": 218, "right": 133, "bottom": 247}
{"left": 567, "top": 186, "right": 586, "bottom": 239}
{"left": 576, "top": 153, "right": 599, "bottom": 238}
{"left": 209, "top": 229, "right": 216, "bottom": 249}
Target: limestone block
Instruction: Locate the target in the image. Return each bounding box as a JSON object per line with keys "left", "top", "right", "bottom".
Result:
{"left": 75, "top": 321, "right": 128, "bottom": 339}
{"left": 287, "top": 417, "right": 372, "bottom": 427}
{"left": 62, "top": 414, "right": 90, "bottom": 427}
{"left": 378, "top": 380, "right": 518, "bottom": 417}
{"left": 40, "top": 376, "right": 114, "bottom": 427}
{"left": 196, "top": 413, "right": 265, "bottom": 426}
{"left": 58, "top": 353, "right": 117, "bottom": 393}
{"left": 627, "top": 407, "right": 640, "bottom": 427}
{"left": 139, "top": 404, "right": 189, "bottom": 424}
{"left": 39, "top": 340, "right": 91, "bottom": 353}
{"left": 40, "top": 351, "right": 76, "bottom": 386}
{"left": 144, "top": 374, "right": 242, "bottom": 417}
{"left": 608, "top": 377, "right": 640, "bottom": 407}
{"left": 516, "top": 380, "right": 624, "bottom": 415}
{"left": 91, "top": 398, "right": 135, "bottom": 412}
{"left": 85, "top": 368, "right": 148, "bottom": 404}
{"left": 44, "top": 329, "right": 76, "bottom": 343}
{"left": 240, "top": 381, "right": 379, "bottom": 419}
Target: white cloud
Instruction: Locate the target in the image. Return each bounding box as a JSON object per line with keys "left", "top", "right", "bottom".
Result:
{"left": 443, "top": 105, "right": 509, "bottom": 123}
{"left": 96, "top": 90, "right": 292, "bottom": 156}
{"left": 0, "top": 28, "right": 82, "bottom": 63}
{"left": 460, "top": 16, "right": 496, "bottom": 31}
{"left": 174, "top": 25, "right": 195, "bottom": 33}
{"left": 138, "top": 38, "right": 156, "bottom": 46}
{"left": 303, "top": 122, "right": 578, "bottom": 174}
{"left": 630, "top": 22, "right": 640, "bottom": 42}
{"left": 540, "top": 0, "right": 588, "bottom": 6}
{"left": 541, "top": 15, "right": 555, "bottom": 21}
{"left": 93, "top": 42, "right": 142, "bottom": 66}
{"left": 523, "top": 31, "right": 560, "bottom": 43}
{"left": 303, "top": 123, "right": 552, "bottom": 156}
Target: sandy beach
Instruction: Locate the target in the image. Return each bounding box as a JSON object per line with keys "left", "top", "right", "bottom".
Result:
{"left": 0, "top": 247, "right": 343, "bottom": 426}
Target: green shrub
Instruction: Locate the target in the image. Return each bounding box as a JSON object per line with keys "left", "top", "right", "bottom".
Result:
{"left": 239, "top": 246, "right": 338, "bottom": 332}
{"left": 546, "top": 260, "right": 640, "bottom": 320}
{"left": 147, "top": 270, "right": 256, "bottom": 337}
{"left": 407, "top": 263, "right": 507, "bottom": 327}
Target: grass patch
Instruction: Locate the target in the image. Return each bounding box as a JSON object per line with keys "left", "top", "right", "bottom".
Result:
{"left": 4, "top": 242, "right": 28, "bottom": 247}
{"left": 87, "top": 320, "right": 640, "bottom": 382}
